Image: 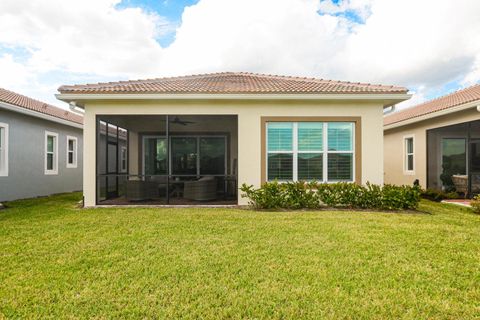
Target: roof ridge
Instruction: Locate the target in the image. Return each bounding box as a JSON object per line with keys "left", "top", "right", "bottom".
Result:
{"left": 385, "top": 83, "right": 480, "bottom": 120}
{"left": 58, "top": 72, "right": 240, "bottom": 90}
{"left": 0, "top": 87, "right": 59, "bottom": 110}
{"left": 0, "top": 87, "right": 83, "bottom": 125}
{"left": 384, "top": 83, "right": 480, "bottom": 126}
{"left": 58, "top": 72, "right": 409, "bottom": 95}
{"left": 225, "top": 72, "right": 404, "bottom": 89}
{"left": 59, "top": 72, "right": 407, "bottom": 91}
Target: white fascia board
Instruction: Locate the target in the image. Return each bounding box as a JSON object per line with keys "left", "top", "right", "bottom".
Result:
{"left": 0, "top": 101, "right": 83, "bottom": 129}
{"left": 384, "top": 100, "right": 480, "bottom": 131}
{"left": 56, "top": 93, "right": 412, "bottom": 108}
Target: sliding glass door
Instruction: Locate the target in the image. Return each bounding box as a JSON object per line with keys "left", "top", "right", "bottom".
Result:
{"left": 441, "top": 138, "right": 467, "bottom": 192}
{"left": 144, "top": 137, "right": 167, "bottom": 175}
{"left": 200, "top": 137, "right": 226, "bottom": 175}
{"left": 143, "top": 135, "right": 227, "bottom": 176}
{"left": 469, "top": 139, "right": 480, "bottom": 194}
{"left": 171, "top": 137, "right": 197, "bottom": 175}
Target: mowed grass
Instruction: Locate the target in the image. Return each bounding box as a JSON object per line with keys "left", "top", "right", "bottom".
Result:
{"left": 0, "top": 194, "right": 479, "bottom": 319}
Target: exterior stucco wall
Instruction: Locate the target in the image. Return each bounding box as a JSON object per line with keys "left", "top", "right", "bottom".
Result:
{"left": 384, "top": 107, "right": 480, "bottom": 188}
{"left": 82, "top": 99, "right": 385, "bottom": 206}
{"left": 0, "top": 108, "right": 83, "bottom": 201}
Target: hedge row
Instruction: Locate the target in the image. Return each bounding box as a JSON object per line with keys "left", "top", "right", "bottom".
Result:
{"left": 240, "top": 181, "right": 421, "bottom": 210}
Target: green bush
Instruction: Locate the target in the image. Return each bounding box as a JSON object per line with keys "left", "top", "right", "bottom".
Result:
{"left": 421, "top": 189, "right": 459, "bottom": 202}
{"left": 470, "top": 195, "right": 480, "bottom": 214}
{"left": 240, "top": 181, "right": 421, "bottom": 211}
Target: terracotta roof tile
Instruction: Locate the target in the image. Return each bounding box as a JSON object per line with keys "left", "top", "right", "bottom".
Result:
{"left": 384, "top": 84, "right": 480, "bottom": 126}
{"left": 58, "top": 72, "right": 408, "bottom": 95}
{"left": 0, "top": 87, "right": 83, "bottom": 125}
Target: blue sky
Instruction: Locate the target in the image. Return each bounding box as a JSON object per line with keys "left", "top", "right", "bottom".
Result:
{"left": 116, "top": 0, "right": 199, "bottom": 46}
{"left": 0, "top": 0, "right": 478, "bottom": 109}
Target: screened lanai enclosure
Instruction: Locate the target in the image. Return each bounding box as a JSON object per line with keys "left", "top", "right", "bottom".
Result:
{"left": 427, "top": 120, "right": 480, "bottom": 196}
{"left": 96, "top": 115, "right": 238, "bottom": 205}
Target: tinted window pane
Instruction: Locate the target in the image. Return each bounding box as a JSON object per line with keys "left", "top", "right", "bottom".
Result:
{"left": 298, "top": 122, "right": 323, "bottom": 151}
{"left": 407, "top": 154, "right": 414, "bottom": 171}
{"left": 68, "top": 139, "right": 74, "bottom": 151}
{"left": 171, "top": 137, "right": 197, "bottom": 175}
{"left": 328, "top": 153, "right": 353, "bottom": 181}
{"left": 268, "top": 153, "right": 293, "bottom": 180}
{"left": 68, "top": 152, "right": 74, "bottom": 164}
{"left": 144, "top": 138, "right": 167, "bottom": 175}
{"left": 298, "top": 153, "right": 323, "bottom": 181}
{"left": 442, "top": 138, "right": 466, "bottom": 175}
{"left": 328, "top": 123, "right": 353, "bottom": 151}
{"left": 200, "top": 137, "right": 225, "bottom": 175}
{"left": 406, "top": 138, "right": 413, "bottom": 154}
{"left": 107, "top": 124, "right": 117, "bottom": 142}
{"left": 47, "top": 154, "right": 53, "bottom": 170}
{"left": 107, "top": 143, "right": 117, "bottom": 173}
{"left": 121, "top": 149, "right": 127, "bottom": 171}
{"left": 47, "top": 136, "right": 54, "bottom": 152}
{"left": 267, "top": 123, "right": 293, "bottom": 151}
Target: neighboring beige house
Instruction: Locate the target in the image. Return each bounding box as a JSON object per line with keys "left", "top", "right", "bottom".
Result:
{"left": 384, "top": 84, "right": 480, "bottom": 195}
{"left": 56, "top": 72, "right": 410, "bottom": 207}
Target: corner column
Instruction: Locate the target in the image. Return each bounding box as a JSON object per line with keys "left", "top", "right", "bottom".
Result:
{"left": 83, "top": 107, "right": 97, "bottom": 207}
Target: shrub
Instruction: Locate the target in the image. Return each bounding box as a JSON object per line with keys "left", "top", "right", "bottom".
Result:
{"left": 421, "top": 189, "right": 459, "bottom": 202}
{"left": 240, "top": 181, "right": 421, "bottom": 211}
{"left": 470, "top": 195, "right": 480, "bottom": 214}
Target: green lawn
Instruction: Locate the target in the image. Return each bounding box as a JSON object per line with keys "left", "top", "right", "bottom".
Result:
{"left": 1, "top": 194, "right": 479, "bottom": 319}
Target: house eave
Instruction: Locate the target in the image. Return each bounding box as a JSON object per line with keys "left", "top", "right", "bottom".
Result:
{"left": 0, "top": 101, "right": 83, "bottom": 129}
{"left": 383, "top": 100, "right": 480, "bottom": 131}
{"left": 55, "top": 93, "right": 411, "bottom": 108}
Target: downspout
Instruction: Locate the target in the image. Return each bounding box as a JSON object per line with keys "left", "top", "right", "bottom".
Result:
{"left": 69, "top": 101, "right": 85, "bottom": 114}
{"left": 383, "top": 105, "right": 396, "bottom": 115}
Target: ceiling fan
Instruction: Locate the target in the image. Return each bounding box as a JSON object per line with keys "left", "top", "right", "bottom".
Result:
{"left": 170, "top": 116, "right": 195, "bottom": 126}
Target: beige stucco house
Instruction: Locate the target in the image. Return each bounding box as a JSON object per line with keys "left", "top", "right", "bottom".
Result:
{"left": 384, "top": 84, "right": 480, "bottom": 195}
{"left": 56, "top": 72, "right": 410, "bottom": 207}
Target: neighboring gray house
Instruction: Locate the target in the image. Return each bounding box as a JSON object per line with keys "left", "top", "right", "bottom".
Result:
{"left": 0, "top": 87, "right": 83, "bottom": 201}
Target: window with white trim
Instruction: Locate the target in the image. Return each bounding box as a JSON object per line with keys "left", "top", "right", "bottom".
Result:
{"left": 45, "top": 131, "right": 58, "bottom": 175}
{"left": 404, "top": 136, "right": 414, "bottom": 173}
{"left": 0, "top": 123, "right": 8, "bottom": 177}
{"left": 120, "top": 146, "right": 127, "bottom": 172}
{"left": 66, "top": 136, "right": 78, "bottom": 168}
{"left": 266, "top": 121, "right": 354, "bottom": 182}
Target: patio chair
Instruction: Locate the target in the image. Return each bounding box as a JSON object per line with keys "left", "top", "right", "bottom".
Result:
{"left": 183, "top": 176, "right": 218, "bottom": 201}
{"left": 126, "top": 179, "right": 158, "bottom": 201}
{"left": 451, "top": 175, "right": 468, "bottom": 195}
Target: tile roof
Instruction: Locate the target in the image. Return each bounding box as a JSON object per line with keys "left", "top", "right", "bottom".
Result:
{"left": 58, "top": 72, "right": 408, "bottom": 95}
{"left": 0, "top": 87, "right": 83, "bottom": 125}
{"left": 384, "top": 84, "right": 480, "bottom": 126}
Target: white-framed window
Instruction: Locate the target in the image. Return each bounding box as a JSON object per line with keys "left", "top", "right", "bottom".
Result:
{"left": 266, "top": 121, "right": 355, "bottom": 182}
{"left": 66, "top": 136, "right": 78, "bottom": 168}
{"left": 45, "top": 131, "right": 58, "bottom": 175}
{"left": 0, "top": 122, "right": 9, "bottom": 177}
{"left": 404, "top": 135, "right": 415, "bottom": 174}
{"left": 120, "top": 146, "right": 127, "bottom": 172}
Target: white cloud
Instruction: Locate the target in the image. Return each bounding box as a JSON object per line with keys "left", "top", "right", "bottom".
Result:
{"left": 0, "top": 0, "right": 169, "bottom": 77}
{"left": 158, "top": 0, "right": 350, "bottom": 77}
{"left": 0, "top": 54, "right": 31, "bottom": 88}
{"left": 335, "top": 0, "right": 480, "bottom": 87}
{"left": 0, "top": 0, "right": 479, "bottom": 109}
{"left": 394, "top": 87, "right": 427, "bottom": 110}
{"left": 160, "top": 0, "right": 480, "bottom": 93}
